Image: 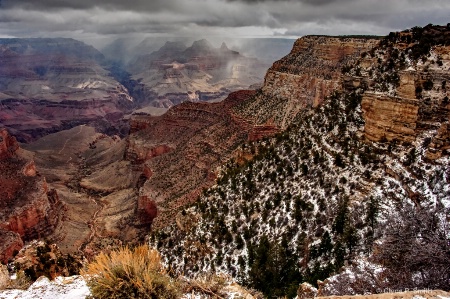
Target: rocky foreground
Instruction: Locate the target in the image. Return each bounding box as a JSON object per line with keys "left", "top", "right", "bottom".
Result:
{"left": 0, "top": 272, "right": 448, "bottom": 299}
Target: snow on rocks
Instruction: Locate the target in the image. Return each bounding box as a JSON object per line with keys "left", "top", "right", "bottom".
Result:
{"left": 0, "top": 276, "right": 90, "bottom": 299}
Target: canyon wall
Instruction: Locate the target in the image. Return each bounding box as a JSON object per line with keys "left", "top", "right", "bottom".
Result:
{"left": 0, "top": 38, "right": 133, "bottom": 142}
{"left": 0, "top": 128, "right": 63, "bottom": 263}
{"left": 349, "top": 27, "right": 450, "bottom": 155}
{"left": 124, "top": 37, "right": 382, "bottom": 230}
{"left": 238, "top": 36, "right": 380, "bottom": 129}
{"left": 126, "top": 90, "right": 256, "bottom": 229}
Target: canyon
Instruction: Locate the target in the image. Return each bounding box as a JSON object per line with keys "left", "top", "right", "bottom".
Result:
{"left": 0, "top": 24, "right": 449, "bottom": 297}
{"left": 0, "top": 34, "right": 386, "bottom": 260}
{"left": 0, "top": 37, "right": 283, "bottom": 261}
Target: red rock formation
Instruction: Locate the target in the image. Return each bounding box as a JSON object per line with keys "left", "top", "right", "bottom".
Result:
{"left": 0, "top": 129, "right": 63, "bottom": 262}
{"left": 127, "top": 90, "right": 258, "bottom": 229}
{"left": 248, "top": 124, "right": 279, "bottom": 142}
{"left": 126, "top": 142, "right": 173, "bottom": 164}
{"left": 0, "top": 230, "right": 24, "bottom": 264}
{"left": 0, "top": 128, "right": 19, "bottom": 158}
{"left": 137, "top": 195, "right": 158, "bottom": 226}
{"left": 22, "top": 161, "right": 37, "bottom": 177}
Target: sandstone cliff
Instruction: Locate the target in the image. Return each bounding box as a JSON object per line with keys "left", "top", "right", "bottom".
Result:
{"left": 237, "top": 36, "right": 380, "bottom": 129}
{"left": 347, "top": 25, "right": 450, "bottom": 160}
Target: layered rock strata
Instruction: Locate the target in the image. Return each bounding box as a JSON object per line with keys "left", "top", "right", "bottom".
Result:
{"left": 127, "top": 90, "right": 256, "bottom": 229}
{"left": 361, "top": 94, "right": 419, "bottom": 143}
{"left": 349, "top": 27, "right": 450, "bottom": 153}
{"left": 0, "top": 38, "right": 133, "bottom": 142}
{"left": 0, "top": 128, "right": 63, "bottom": 263}
{"left": 238, "top": 36, "right": 380, "bottom": 129}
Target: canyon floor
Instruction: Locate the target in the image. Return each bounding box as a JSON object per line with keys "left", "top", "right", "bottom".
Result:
{"left": 22, "top": 126, "right": 142, "bottom": 257}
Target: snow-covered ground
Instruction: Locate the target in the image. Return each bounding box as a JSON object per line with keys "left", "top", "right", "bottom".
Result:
{"left": 0, "top": 276, "right": 90, "bottom": 299}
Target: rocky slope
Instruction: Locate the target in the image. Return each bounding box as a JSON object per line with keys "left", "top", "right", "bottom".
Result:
{"left": 126, "top": 39, "right": 269, "bottom": 107}
{"left": 151, "top": 25, "right": 450, "bottom": 297}
{"left": 127, "top": 90, "right": 257, "bottom": 229}
{"left": 0, "top": 38, "right": 133, "bottom": 142}
{"left": 0, "top": 128, "right": 63, "bottom": 263}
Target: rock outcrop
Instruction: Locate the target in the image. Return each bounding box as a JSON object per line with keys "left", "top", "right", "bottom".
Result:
{"left": 361, "top": 94, "right": 419, "bottom": 142}
{"left": 0, "top": 264, "right": 9, "bottom": 290}
{"left": 12, "top": 240, "right": 82, "bottom": 280}
{"left": 137, "top": 195, "right": 158, "bottom": 226}
{"left": 238, "top": 36, "right": 380, "bottom": 129}
{"left": 0, "top": 128, "right": 63, "bottom": 263}
{"left": 0, "top": 230, "right": 23, "bottom": 265}
{"left": 0, "top": 128, "right": 19, "bottom": 158}
{"left": 346, "top": 25, "right": 450, "bottom": 151}
{"left": 297, "top": 282, "right": 318, "bottom": 299}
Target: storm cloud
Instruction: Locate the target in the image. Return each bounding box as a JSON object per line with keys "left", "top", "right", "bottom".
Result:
{"left": 0, "top": 0, "right": 448, "bottom": 47}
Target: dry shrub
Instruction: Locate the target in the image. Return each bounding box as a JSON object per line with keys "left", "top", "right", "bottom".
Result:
{"left": 7, "top": 271, "right": 32, "bottom": 290}
{"left": 81, "top": 245, "right": 179, "bottom": 299}
{"left": 181, "top": 273, "right": 264, "bottom": 299}
{"left": 181, "top": 273, "right": 228, "bottom": 297}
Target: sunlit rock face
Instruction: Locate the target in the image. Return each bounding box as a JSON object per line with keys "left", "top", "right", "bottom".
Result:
{"left": 238, "top": 36, "right": 379, "bottom": 129}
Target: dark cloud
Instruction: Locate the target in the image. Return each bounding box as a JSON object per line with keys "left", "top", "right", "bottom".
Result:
{"left": 0, "top": 0, "right": 448, "bottom": 47}
{"left": 226, "top": 0, "right": 353, "bottom": 5}
{"left": 0, "top": 0, "right": 177, "bottom": 12}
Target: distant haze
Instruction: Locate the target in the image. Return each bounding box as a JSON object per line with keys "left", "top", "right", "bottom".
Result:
{"left": 0, "top": 0, "right": 449, "bottom": 49}
{"left": 101, "top": 37, "right": 296, "bottom": 66}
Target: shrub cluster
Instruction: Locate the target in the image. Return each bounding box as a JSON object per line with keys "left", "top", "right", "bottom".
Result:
{"left": 82, "top": 246, "right": 179, "bottom": 299}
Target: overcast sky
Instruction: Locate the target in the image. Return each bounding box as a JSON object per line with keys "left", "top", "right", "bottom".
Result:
{"left": 0, "top": 0, "right": 449, "bottom": 48}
